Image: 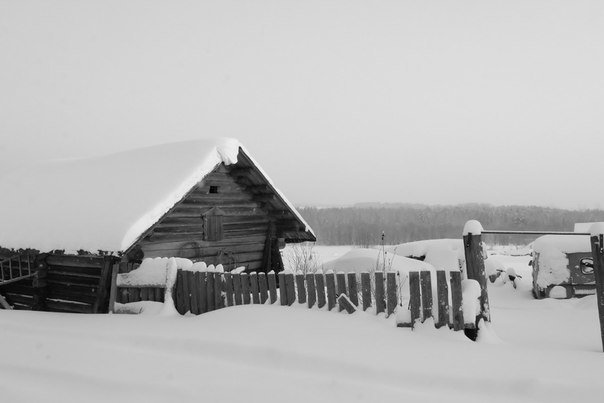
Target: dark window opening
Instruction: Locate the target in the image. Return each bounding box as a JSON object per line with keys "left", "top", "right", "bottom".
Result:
{"left": 209, "top": 186, "right": 219, "bottom": 194}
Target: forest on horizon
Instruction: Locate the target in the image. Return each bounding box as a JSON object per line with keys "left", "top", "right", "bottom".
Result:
{"left": 298, "top": 203, "right": 604, "bottom": 246}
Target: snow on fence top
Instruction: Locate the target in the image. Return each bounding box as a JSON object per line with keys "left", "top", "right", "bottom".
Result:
{"left": 117, "top": 257, "right": 235, "bottom": 287}
{"left": 0, "top": 138, "right": 313, "bottom": 253}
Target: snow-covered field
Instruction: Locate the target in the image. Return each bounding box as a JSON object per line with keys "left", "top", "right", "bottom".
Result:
{"left": 1, "top": 246, "right": 603, "bottom": 402}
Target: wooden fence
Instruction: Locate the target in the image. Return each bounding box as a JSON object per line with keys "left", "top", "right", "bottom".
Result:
{"left": 1, "top": 254, "right": 115, "bottom": 313}
{"left": 116, "top": 269, "right": 470, "bottom": 330}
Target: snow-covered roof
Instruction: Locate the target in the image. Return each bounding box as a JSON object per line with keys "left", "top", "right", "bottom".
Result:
{"left": 532, "top": 235, "right": 591, "bottom": 255}
{"left": 574, "top": 222, "right": 604, "bottom": 233}
{"left": 0, "top": 138, "right": 313, "bottom": 253}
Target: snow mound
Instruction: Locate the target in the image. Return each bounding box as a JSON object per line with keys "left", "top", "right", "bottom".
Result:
{"left": 322, "top": 248, "right": 434, "bottom": 275}
{"left": 387, "top": 239, "right": 464, "bottom": 271}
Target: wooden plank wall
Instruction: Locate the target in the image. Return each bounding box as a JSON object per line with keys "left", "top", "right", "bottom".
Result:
{"left": 165, "top": 269, "right": 468, "bottom": 331}
{"left": 1, "top": 254, "right": 115, "bottom": 313}
{"left": 138, "top": 165, "right": 270, "bottom": 271}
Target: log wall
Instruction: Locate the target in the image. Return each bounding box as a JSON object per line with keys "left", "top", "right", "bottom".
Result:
{"left": 137, "top": 165, "right": 273, "bottom": 272}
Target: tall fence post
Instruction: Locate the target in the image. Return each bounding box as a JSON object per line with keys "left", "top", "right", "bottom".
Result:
{"left": 589, "top": 224, "right": 604, "bottom": 352}
{"left": 463, "top": 220, "right": 490, "bottom": 338}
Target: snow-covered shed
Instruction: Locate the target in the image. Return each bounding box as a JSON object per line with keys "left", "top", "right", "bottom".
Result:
{"left": 531, "top": 234, "right": 594, "bottom": 299}
{"left": 0, "top": 138, "right": 315, "bottom": 312}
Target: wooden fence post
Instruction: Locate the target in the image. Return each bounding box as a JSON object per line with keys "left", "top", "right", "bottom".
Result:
{"left": 435, "top": 271, "right": 449, "bottom": 329}
{"left": 306, "top": 273, "right": 316, "bottom": 308}
{"left": 315, "top": 273, "right": 326, "bottom": 309}
{"left": 589, "top": 225, "right": 604, "bottom": 352}
{"left": 347, "top": 272, "right": 358, "bottom": 307}
{"left": 450, "top": 271, "right": 464, "bottom": 331}
{"left": 361, "top": 272, "right": 371, "bottom": 311}
{"left": 408, "top": 271, "right": 421, "bottom": 326}
{"left": 375, "top": 272, "right": 385, "bottom": 315}
{"left": 325, "top": 273, "right": 336, "bottom": 311}
{"left": 386, "top": 272, "right": 397, "bottom": 317}
{"left": 109, "top": 262, "right": 121, "bottom": 313}
{"left": 296, "top": 274, "right": 306, "bottom": 304}
{"left": 419, "top": 271, "right": 432, "bottom": 322}
{"left": 463, "top": 220, "right": 490, "bottom": 334}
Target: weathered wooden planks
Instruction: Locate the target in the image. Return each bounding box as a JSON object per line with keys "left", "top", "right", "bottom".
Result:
{"left": 315, "top": 273, "right": 326, "bottom": 309}
{"left": 325, "top": 273, "right": 336, "bottom": 311}
{"left": 306, "top": 273, "right": 316, "bottom": 308}
{"left": 450, "top": 271, "right": 464, "bottom": 331}
{"left": 408, "top": 271, "right": 421, "bottom": 326}
{"left": 420, "top": 271, "right": 432, "bottom": 321}
{"left": 361, "top": 272, "right": 371, "bottom": 311}
{"left": 296, "top": 274, "right": 306, "bottom": 304}
{"left": 375, "top": 272, "right": 385, "bottom": 315}
{"left": 144, "top": 269, "right": 468, "bottom": 334}
{"left": 435, "top": 271, "right": 449, "bottom": 329}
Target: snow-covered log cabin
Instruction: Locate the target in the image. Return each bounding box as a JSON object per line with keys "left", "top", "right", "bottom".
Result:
{"left": 0, "top": 139, "right": 315, "bottom": 313}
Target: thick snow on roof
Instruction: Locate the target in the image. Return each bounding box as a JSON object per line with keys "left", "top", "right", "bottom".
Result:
{"left": 532, "top": 235, "right": 591, "bottom": 288}
{"left": 532, "top": 235, "right": 591, "bottom": 255}
{"left": 0, "top": 138, "right": 311, "bottom": 253}
{"left": 574, "top": 222, "right": 604, "bottom": 233}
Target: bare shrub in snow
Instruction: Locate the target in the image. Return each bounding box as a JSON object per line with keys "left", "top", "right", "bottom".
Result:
{"left": 286, "top": 242, "right": 320, "bottom": 275}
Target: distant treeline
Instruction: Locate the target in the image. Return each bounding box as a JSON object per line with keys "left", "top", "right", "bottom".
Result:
{"left": 298, "top": 204, "right": 604, "bottom": 246}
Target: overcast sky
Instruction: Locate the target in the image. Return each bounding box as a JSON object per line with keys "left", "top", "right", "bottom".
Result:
{"left": 1, "top": 0, "right": 602, "bottom": 209}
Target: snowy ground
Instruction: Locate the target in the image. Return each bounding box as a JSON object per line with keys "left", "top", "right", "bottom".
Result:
{"left": 1, "top": 246, "right": 603, "bottom": 402}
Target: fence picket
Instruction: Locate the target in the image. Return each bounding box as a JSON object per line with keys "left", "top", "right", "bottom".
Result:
{"left": 306, "top": 273, "right": 316, "bottom": 308}
{"left": 184, "top": 271, "right": 193, "bottom": 314}
{"left": 436, "top": 271, "right": 449, "bottom": 328}
{"left": 325, "top": 273, "right": 336, "bottom": 311}
{"left": 224, "top": 273, "right": 234, "bottom": 307}
{"left": 214, "top": 272, "right": 223, "bottom": 309}
{"left": 199, "top": 272, "right": 208, "bottom": 313}
{"left": 386, "top": 272, "right": 397, "bottom": 317}
{"left": 420, "top": 271, "right": 433, "bottom": 322}
{"left": 278, "top": 273, "right": 287, "bottom": 306}
{"left": 361, "top": 272, "right": 371, "bottom": 311}
{"left": 375, "top": 272, "right": 385, "bottom": 315}
{"left": 296, "top": 274, "right": 306, "bottom": 304}
{"left": 250, "top": 273, "right": 260, "bottom": 304}
{"left": 315, "top": 273, "right": 326, "bottom": 309}
{"left": 175, "top": 270, "right": 186, "bottom": 314}
{"left": 336, "top": 273, "right": 346, "bottom": 312}
{"left": 258, "top": 273, "right": 268, "bottom": 304}
{"left": 409, "top": 272, "right": 421, "bottom": 326}
{"left": 206, "top": 272, "right": 215, "bottom": 311}
{"left": 347, "top": 273, "right": 358, "bottom": 307}
{"left": 241, "top": 273, "right": 251, "bottom": 305}
{"left": 190, "top": 272, "right": 200, "bottom": 314}
{"left": 285, "top": 273, "right": 296, "bottom": 306}
{"left": 450, "top": 271, "right": 464, "bottom": 331}
{"left": 267, "top": 272, "right": 277, "bottom": 304}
